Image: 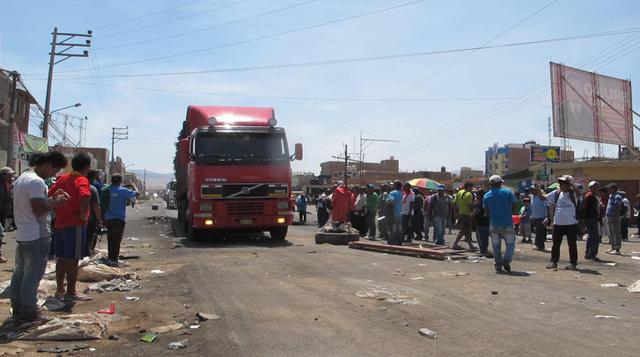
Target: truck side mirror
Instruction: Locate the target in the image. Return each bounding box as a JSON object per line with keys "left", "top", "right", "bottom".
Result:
{"left": 293, "top": 143, "right": 303, "bottom": 161}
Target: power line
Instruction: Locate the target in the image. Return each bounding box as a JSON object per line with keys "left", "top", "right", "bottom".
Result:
{"left": 99, "top": 0, "right": 249, "bottom": 40}
{"left": 94, "top": 0, "right": 201, "bottom": 30}
{"left": 35, "top": 25, "right": 640, "bottom": 80}
{"left": 40, "top": 0, "right": 431, "bottom": 74}
{"left": 97, "top": 0, "right": 315, "bottom": 49}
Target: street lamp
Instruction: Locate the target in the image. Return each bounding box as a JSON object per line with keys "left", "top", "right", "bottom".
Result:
{"left": 124, "top": 163, "right": 135, "bottom": 171}
{"left": 51, "top": 103, "right": 81, "bottom": 115}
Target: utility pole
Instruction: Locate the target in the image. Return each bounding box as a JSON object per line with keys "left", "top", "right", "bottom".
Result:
{"left": 358, "top": 130, "right": 398, "bottom": 184}
{"left": 43, "top": 27, "right": 92, "bottom": 138}
{"left": 6, "top": 71, "right": 18, "bottom": 168}
{"left": 110, "top": 126, "right": 128, "bottom": 174}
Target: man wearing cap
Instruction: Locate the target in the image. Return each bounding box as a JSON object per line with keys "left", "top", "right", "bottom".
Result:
{"left": 0, "top": 167, "right": 15, "bottom": 263}
{"left": 605, "top": 183, "right": 623, "bottom": 255}
{"left": 452, "top": 182, "right": 476, "bottom": 251}
{"left": 545, "top": 175, "right": 580, "bottom": 269}
{"left": 584, "top": 181, "right": 602, "bottom": 260}
{"left": 530, "top": 184, "right": 548, "bottom": 251}
{"left": 483, "top": 175, "right": 517, "bottom": 272}
{"left": 386, "top": 181, "right": 404, "bottom": 245}
{"left": 429, "top": 184, "right": 452, "bottom": 246}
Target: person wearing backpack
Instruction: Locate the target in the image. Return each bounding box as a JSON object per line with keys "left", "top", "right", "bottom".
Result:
{"left": 545, "top": 175, "right": 580, "bottom": 270}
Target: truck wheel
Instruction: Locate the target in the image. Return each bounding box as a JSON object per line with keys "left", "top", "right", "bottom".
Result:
{"left": 270, "top": 227, "right": 288, "bottom": 240}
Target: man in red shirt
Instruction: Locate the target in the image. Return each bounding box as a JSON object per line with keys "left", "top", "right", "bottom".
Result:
{"left": 49, "top": 153, "right": 92, "bottom": 301}
{"left": 331, "top": 181, "right": 354, "bottom": 223}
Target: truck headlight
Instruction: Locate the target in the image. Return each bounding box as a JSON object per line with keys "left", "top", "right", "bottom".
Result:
{"left": 277, "top": 201, "right": 289, "bottom": 210}
{"left": 199, "top": 202, "right": 212, "bottom": 212}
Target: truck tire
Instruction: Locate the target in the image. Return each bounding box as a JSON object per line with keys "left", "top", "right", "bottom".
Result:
{"left": 187, "top": 219, "right": 202, "bottom": 242}
{"left": 315, "top": 232, "right": 359, "bottom": 245}
{"left": 270, "top": 227, "right": 288, "bottom": 240}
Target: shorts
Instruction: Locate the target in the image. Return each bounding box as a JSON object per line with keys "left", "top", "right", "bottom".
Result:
{"left": 54, "top": 225, "right": 87, "bottom": 260}
{"left": 457, "top": 215, "right": 472, "bottom": 233}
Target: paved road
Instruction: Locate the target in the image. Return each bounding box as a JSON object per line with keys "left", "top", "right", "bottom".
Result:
{"left": 2, "top": 199, "right": 638, "bottom": 356}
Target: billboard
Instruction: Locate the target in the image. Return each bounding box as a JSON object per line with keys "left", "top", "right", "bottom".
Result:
{"left": 550, "top": 62, "right": 633, "bottom": 146}
{"left": 531, "top": 146, "right": 561, "bottom": 163}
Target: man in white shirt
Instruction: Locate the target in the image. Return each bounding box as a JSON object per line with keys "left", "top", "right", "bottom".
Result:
{"left": 9, "top": 152, "right": 69, "bottom": 326}
{"left": 545, "top": 175, "right": 579, "bottom": 270}
{"left": 353, "top": 186, "right": 367, "bottom": 237}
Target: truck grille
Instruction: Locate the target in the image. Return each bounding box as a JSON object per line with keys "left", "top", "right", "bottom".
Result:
{"left": 225, "top": 201, "right": 265, "bottom": 216}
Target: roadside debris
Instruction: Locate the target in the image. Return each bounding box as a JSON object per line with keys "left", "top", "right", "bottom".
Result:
{"left": 595, "top": 315, "right": 620, "bottom": 319}
{"left": 491, "top": 291, "right": 498, "bottom": 295}
{"left": 43, "top": 297, "right": 68, "bottom": 312}
{"left": 108, "top": 334, "right": 120, "bottom": 340}
{"left": 36, "top": 343, "right": 90, "bottom": 353}
{"left": 600, "top": 283, "right": 624, "bottom": 288}
{"left": 627, "top": 280, "right": 640, "bottom": 293}
{"left": 603, "top": 262, "right": 616, "bottom": 266}
{"left": 125, "top": 296, "right": 141, "bottom": 301}
{"left": 168, "top": 339, "right": 188, "bottom": 350}
{"left": 78, "top": 262, "right": 127, "bottom": 282}
{"left": 196, "top": 312, "right": 221, "bottom": 321}
{"left": 140, "top": 333, "right": 158, "bottom": 343}
{"left": 410, "top": 276, "right": 424, "bottom": 280}
{"left": 151, "top": 322, "right": 185, "bottom": 334}
{"left": 418, "top": 327, "right": 438, "bottom": 339}
{"left": 9, "top": 313, "right": 109, "bottom": 340}
{"left": 150, "top": 270, "right": 164, "bottom": 274}
{"left": 631, "top": 256, "right": 640, "bottom": 260}
{"left": 86, "top": 277, "right": 142, "bottom": 293}
{"left": 442, "top": 271, "right": 469, "bottom": 277}
{"left": 355, "top": 287, "right": 418, "bottom": 305}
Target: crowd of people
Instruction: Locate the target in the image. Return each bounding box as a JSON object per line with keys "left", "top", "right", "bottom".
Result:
{"left": 2, "top": 151, "right": 138, "bottom": 327}
{"left": 307, "top": 174, "right": 636, "bottom": 273}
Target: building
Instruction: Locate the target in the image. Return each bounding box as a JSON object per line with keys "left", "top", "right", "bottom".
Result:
{"left": 458, "top": 166, "right": 484, "bottom": 179}
{"left": 0, "top": 69, "right": 42, "bottom": 169}
{"left": 56, "top": 146, "right": 109, "bottom": 174}
{"left": 485, "top": 142, "right": 574, "bottom": 177}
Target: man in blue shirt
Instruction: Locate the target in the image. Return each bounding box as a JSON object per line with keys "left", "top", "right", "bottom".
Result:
{"left": 386, "top": 181, "right": 403, "bottom": 246}
{"left": 103, "top": 174, "right": 138, "bottom": 266}
{"left": 530, "top": 184, "right": 548, "bottom": 251}
{"left": 483, "top": 175, "right": 516, "bottom": 273}
{"left": 605, "top": 183, "right": 623, "bottom": 255}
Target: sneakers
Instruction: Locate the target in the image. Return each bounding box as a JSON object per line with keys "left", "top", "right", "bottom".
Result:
{"left": 494, "top": 264, "right": 503, "bottom": 273}
{"left": 564, "top": 264, "right": 577, "bottom": 270}
{"left": 502, "top": 262, "right": 511, "bottom": 273}
{"left": 546, "top": 262, "right": 558, "bottom": 269}
{"left": 593, "top": 257, "right": 603, "bottom": 262}
{"left": 606, "top": 250, "right": 622, "bottom": 256}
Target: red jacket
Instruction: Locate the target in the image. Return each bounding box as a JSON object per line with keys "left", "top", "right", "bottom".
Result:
{"left": 331, "top": 187, "right": 354, "bottom": 222}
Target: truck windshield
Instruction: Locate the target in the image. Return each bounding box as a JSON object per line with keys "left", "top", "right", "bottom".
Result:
{"left": 194, "top": 132, "right": 289, "bottom": 163}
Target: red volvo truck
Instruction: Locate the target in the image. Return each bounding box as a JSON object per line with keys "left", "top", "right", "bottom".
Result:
{"left": 174, "top": 106, "right": 302, "bottom": 240}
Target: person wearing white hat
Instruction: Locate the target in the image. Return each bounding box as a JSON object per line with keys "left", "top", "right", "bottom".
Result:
{"left": 545, "top": 175, "right": 580, "bottom": 269}
{"left": 483, "top": 175, "right": 517, "bottom": 273}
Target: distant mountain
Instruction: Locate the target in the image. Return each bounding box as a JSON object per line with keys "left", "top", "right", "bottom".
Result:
{"left": 128, "top": 169, "right": 174, "bottom": 189}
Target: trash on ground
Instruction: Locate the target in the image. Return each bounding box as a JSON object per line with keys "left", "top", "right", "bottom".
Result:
{"left": 97, "top": 303, "right": 116, "bottom": 315}
{"left": 127, "top": 237, "right": 139, "bottom": 241}
{"left": 125, "top": 296, "right": 141, "bottom": 301}
{"left": 410, "top": 276, "right": 424, "bottom": 280}
{"left": 603, "top": 262, "right": 616, "bottom": 266}
{"left": 189, "top": 324, "right": 200, "bottom": 329}
{"left": 627, "top": 280, "right": 640, "bottom": 293}
{"left": 595, "top": 315, "right": 620, "bottom": 319}
{"left": 86, "top": 277, "right": 142, "bottom": 293}
{"left": 355, "top": 287, "right": 418, "bottom": 305}
{"left": 442, "top": 271, "right": 469, "bottom": 276}
{"left": 168, "top": 339, "right": 188, "bottom": 350}
{"left": 196, "top": 312, "right": 221, "bottom": 321}
{"left": 525, "top": 271, "right": 537, "bottom": 274}
{"left": 151, "top": 322, "right": 185, "bottom": 334}
{"left": 108, "top": 334, "right": 120, "bottom": 340}
{"left": 43, "top": 297, "right": 68, "bottom": 311}
{"left": 150, "top": 270, "right": 164, "bottom": 274}
{"left": 140, "top": 333, "right": 158, "bottom": 343}
{"left": 36, "top": 343, "right": 90, "bottom": 353}
{"left": 631, "top": 256, "right": 640, "bottom": 260}
{"left": 9, "top": 313, "right": 109, "bottom": 340}
{"left": 418, "top": 327, "right": 438, "bottom": 339}
{"left": 575, "top": 296, "right": 586, "bottom": 300}
{"left": 491, "top": 291, "right": 498, "bottom": 295}
{"left": 600, "top": 283, "right": 624, "bottom": 288}
{"left": 78, "top": 263, "right": 127, "bottom": 283}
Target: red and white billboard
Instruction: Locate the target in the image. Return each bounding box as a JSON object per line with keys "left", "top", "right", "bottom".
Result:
{"left": 550, "top": 62, "right": 633, "bottom": 146}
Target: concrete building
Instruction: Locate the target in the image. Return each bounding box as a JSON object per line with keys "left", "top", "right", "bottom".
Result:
{"left": 485, "top": 142, "right": 574, "bottom": 177}
{"left": 458, "top": 166, "right": 484, "bottom": 179}
{"left": 56, "top": 146, "right": 109, "bottom": 174}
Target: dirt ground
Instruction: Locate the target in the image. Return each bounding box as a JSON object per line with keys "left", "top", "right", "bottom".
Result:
{"left": 0, "top": 200, "right": 638, "bottom": 356}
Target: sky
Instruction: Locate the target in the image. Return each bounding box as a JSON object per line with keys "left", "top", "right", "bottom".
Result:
{"left": 1, "top": 0, "right": 639, "bottom": 175}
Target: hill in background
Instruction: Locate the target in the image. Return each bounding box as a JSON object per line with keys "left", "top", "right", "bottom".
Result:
{"left": 129, "top": 169, "right": 174, "bottom": 189}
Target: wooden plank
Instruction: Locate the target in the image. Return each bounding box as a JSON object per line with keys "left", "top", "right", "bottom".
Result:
{"left": 348, "top": 241, "right": 474, "bottom": 261}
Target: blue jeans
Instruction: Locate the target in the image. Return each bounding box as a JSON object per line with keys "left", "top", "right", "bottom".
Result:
{"left": 423, "top": 215, "right": 431, "bottom": 239}
{"left": 432, "top": 216, "right": 446, "bottom": 245}
{"left": 490, "top": 225, "right": 516, "bottom": 265}
{"left": 10, "top": 237, "right": 51, "bottom": 316}
{"left": 388, "top": 216, "right": 403, "bottom": 245}
{"left": 476, "top": 225, "right": 490, "bottom": 254}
